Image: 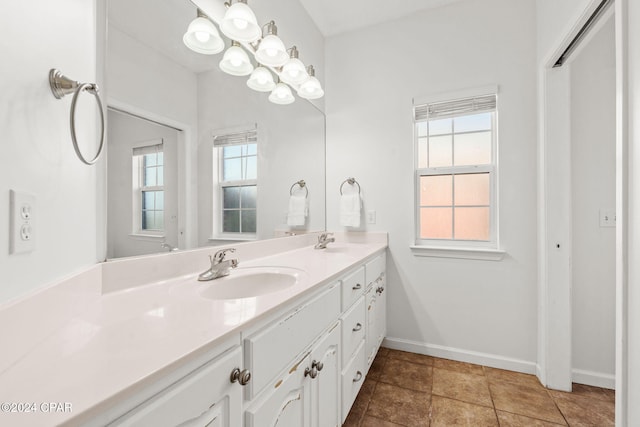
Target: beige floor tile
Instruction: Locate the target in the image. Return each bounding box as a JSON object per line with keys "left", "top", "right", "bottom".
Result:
{"left": 433, "top": 357, "right": 485, "bottom": 376}
{"left": 489, "top": 382, "right": 565, "bottom": 424}
{"left": 432, "top": 367, "right": 493, "bottom": 407}
{"left": 360, "top": 415, "right": 405, "bottom": 426}
{"left": 387, "top": 349, "right": 434, "bottom": 366}
{"left": 496, "top": 410, "right": 567, "bottom": 426}
{"left": 549, "top": 389, "right": 615, "bottom": 426}
{"left": 379, "top": 357, "right": 433, "bottom": 392}
{"left": 366, "top": 382, "right": 430, "bottom": 426}
{"left": 368, "top": 353, "right": 387, "bottom": 380}
{"left": 430, "top": 395, "right": 499, "bottom": 426}
{"left": 571, "top": 383, "right": 615, "bottom": 403}
{"left": 484, "top": 366, "right": 544, "bottom": 389}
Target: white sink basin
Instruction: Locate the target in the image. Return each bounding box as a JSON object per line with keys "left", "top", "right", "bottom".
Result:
{"left": 199, "top": 267, "right": 305, "bottom": 300}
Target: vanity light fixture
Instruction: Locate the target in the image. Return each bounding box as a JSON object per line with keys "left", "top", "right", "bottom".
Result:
{"left": 183, "top": 9, "right": 225, "bottom": 55}
{"left": 297, "top": 65, "right": 324, "bottom": 100}
{"left": 269, "top": 79, "right": 295, "bottom": 105}
{"left": 220, "top": 0, "right": 261, "bottom": 43}
{"left": 219, "top": 41, "right": 254, "bottom": 76}
{"left": 247, "top": 64, "right": 276, "bottom": 92}
{"left": 255, "top": 21, "right": 289, "bottom": 67}
{"left": 280, "top": 46, "right": 308, "bottom": 85}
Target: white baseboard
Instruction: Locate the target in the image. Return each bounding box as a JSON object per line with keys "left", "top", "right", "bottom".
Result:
{"left": 382, "top": 337, "right": 537, "bottom": 375}
{"left": 572, "top": 369, "right": 615, "bottom": 389}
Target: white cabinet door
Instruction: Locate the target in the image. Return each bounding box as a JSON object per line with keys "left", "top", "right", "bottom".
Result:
{"left": 310, "top": 323, "right": 340, "bottom": 427}
{"left": 245, "top": 353, "right": 312, "bottom": 427}
{"left": 374, "top": 276, "right": 387, "bottom": 350}
{"left": 110, "top": 347, "right": 243, "bottom": 427}
{"left": 365, "top": 286, "right": 378, "bottom": 365}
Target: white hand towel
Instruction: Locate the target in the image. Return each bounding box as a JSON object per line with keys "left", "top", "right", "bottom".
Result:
{"left": 339, "top": 193, "right": 361, "bottom": 227}
{"left": 287, "top": 193, "right": 308, "bottom": 226}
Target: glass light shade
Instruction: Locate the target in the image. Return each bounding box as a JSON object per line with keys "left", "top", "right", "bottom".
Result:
{"left": 255, "top": 35, "right": 288, "bottom": 67}
{"left": 220, "top": 2, "right": 261, "bottom": 43}
{"left": 247, "top": 66, "right": 276, "bottom": 92}
{"left": 269, "top": 82, "right": 295, "bottom": 105}
{"left": 219, "top": 45, "right": 254, "bottom": 76}
{"left": 297, "top": 75, "right": 324, "bottom": 99}
{"left": 183, "top": 17, "right": 224, "bottom": 54}
{"left": 281, "top": 58, "right": 308, "bottom": 85}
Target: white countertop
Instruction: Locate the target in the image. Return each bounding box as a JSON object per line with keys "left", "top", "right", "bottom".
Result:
{"left": 0, "top": 232, "right": 387, "bottom": 426}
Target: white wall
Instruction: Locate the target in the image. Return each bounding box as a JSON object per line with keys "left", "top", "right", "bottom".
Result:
{"left": 570, "top": 18, "right": 616, "bottom": 386}
{"left": 0, "top": 1, "right": 99, "bottom": 303}
{"left": 325, "top": 0, "right": 539, "bottom": 369}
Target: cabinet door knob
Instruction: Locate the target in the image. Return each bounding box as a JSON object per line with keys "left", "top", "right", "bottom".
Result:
{"left": 230, "top": 368, "right": 251, "bottom": 385}
{"left": 352, "top": 323, "right": 362, "bottom": 332}
{"left": 312, "top": 359, "right": 324, "bottom": 371}
{"left": 352, "top": 371, "right": 363, "bottom": 383}
{"left": 352, "top": 283, "right": 362, "bottom": 290}
{"left": 304, "top": 366, "right": 318, "bottom": 379}
{"left": 376, "top": 286, "right": 384, "bottom": 294}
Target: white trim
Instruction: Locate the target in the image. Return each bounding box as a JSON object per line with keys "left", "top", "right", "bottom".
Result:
{"left": 410, "top": 245, "right": 505, "bottom": 261}
{"left": 413, "top": 85, "right": 499, "bottom": 107}
{"left": 572, "top": 369, "right": 615, "bottom": 389}
{"left": 128, "top": 233, "right": 165, "bottom": 241}
{"left": 383, "top": 337, "right": 536, "bottom": 375}
{"left": 208, "top": 235, "right": 257, "bottom": 242}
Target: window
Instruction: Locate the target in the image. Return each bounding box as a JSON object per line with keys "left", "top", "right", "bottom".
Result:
{"left": 214, "top": 129, "right": 257, "bottom": 235}
{"left": 133, "top": 142, "right": 164, "bottom": 233}
{"left": 414, "top": 92, "right": 498, "bottom": 249}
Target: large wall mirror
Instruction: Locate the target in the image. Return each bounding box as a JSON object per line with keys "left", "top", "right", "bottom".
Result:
{"left": 105, "top": 0, "right": 326, "bottom": 259}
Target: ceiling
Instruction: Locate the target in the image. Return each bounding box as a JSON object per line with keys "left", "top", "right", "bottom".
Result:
{"left": 298, "top": 0, "right": 463, "bottom": 37}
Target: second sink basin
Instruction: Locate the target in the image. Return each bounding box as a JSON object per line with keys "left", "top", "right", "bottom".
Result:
{"left": 199, "top": 266, "right": 305, "bottom": 300}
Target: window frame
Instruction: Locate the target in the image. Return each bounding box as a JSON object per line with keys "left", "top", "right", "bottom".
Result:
{"left": 131, "top": 141, "right": 165, "bottom": 237}
{"left": 211, "top": 128, "right": 258, "bottom": 240}
{"left": 412, "top": 88, "right": 504, "bottom": 259}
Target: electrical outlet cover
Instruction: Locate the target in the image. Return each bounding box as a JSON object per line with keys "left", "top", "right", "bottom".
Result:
{"left": 10, "top": 190, "right": 36, "bottom": 254}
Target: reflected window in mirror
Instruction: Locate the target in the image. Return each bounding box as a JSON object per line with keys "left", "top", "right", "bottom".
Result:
{"left": 133, "top": 141, "right": 165, "bottom": 235}
{"left": 217, "top": 137, "right": 257, "bottom": 235}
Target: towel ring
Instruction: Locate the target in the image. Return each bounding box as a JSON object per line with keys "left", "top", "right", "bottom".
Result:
{"left": 340, "top": 177, "right": 361, "bottom": 195}
{"left": 290, "top": 179, "right": 308, "bottom": 198}
{"left": 49, "top": 69, "right": 105, "bottom": 166}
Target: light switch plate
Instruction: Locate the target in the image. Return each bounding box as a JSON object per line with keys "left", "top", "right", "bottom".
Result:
{"left": 366, "top": 210, "right": 376, "bottom": 224}
{"left": 10, "top": 190, "right": 36, "bottom": 254}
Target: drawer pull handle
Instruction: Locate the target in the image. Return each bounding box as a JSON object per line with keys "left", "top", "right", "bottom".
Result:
{"left": 352, "top": 283, "right": 362, "bottom": 290}
{"left": 352, "top": 323, "right": 362, "bottom": 332}
{"left": 230, "top": 368, "right": 251, "bottom": 386}
{"left": 312, "top": 360, "right": 324, "bottom": 371}
{"left": 353, "top": 371, "right": 363, "bottom": 383}
{"left": 304, "top": 366, "right": 318, "bottom": 379}
{"left": 376, "top": 286, "right": 384, "bottom": 294}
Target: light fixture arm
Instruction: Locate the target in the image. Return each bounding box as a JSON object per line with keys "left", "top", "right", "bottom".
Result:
{"left": 287, "top": 46, "right": 300, "bottom": 59}
{"left": 262, "top": 20, "right": 278, "bottom": 37}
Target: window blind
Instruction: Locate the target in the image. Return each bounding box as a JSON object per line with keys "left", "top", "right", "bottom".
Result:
{"left": 213, "top": 128, "right": 258, "bottom": 147}
{"left": 132, "top": 141, "right": 163, "bottom": 156}
{"left": 414, "top": 94, "right": 496, "bottom": 121}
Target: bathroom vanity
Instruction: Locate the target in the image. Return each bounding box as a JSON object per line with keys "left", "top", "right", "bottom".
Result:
{"left": 0, "top": 232, "right": 386, "bottom": 427}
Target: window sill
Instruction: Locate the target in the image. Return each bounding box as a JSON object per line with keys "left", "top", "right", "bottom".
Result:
{"left": 209, "top": 235, "right": 257, "bottom": 242}
{"left": 128, "top": 233, "right": 165, "bottom": 241}
{"left": 410, "top": 245, "right": 506, "bottom": 261}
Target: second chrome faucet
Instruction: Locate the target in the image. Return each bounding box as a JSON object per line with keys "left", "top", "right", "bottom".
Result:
{"left": 198, "top": 248, "right": 238, "bottom": 281}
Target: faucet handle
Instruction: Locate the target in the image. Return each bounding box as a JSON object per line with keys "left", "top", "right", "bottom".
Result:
{"left": 212, "top": 248, "right": 236, "bottom": 264}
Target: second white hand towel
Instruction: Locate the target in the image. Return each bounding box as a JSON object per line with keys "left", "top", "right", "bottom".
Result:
{"left": 339, "top": 192, "right": 361, "bottom": 227}
{"left": 287, "top": 193, "right": 307, "bottom": 226}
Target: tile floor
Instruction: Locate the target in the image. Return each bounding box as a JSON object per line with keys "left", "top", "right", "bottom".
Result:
{"left": 344, "top": 347, "right": 615, "bottom": 426}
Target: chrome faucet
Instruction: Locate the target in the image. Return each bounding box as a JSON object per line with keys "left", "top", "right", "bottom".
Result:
{"left": 160, "top": 242, "right": 178, "bottom": 252}
{"left": 314, "top": 232, "right": 335, "bottom": 249}
{"left": 198, "top": 248, "right": 238, "bottom": 281}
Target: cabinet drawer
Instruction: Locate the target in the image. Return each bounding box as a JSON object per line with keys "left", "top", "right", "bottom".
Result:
{"left": 365, "top": 253, "right": 385, "bottom": 288}
{"left": 245, "top": 283, "right": 341, "bottom": 399}
{"left": 341, "top": 341, "right": 366, "bottom": 424}
{"left": 110, "top": 347, "right": 242, "bottom": 427}
{"left": 341, "top": 297, "right": 366, "bottom": 366}
{"left": 341, "top": 266, "right": 365, "bottom": 310}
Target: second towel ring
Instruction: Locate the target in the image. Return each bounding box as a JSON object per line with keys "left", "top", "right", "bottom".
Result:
{"left": 340, "top": 177, "right": 361, "bottom": 195}
{"left": 49, "top": 69, "right": 105, "bottom": 166}
{"left": 290, "top": 179, "right": 308, "bottom": 197}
